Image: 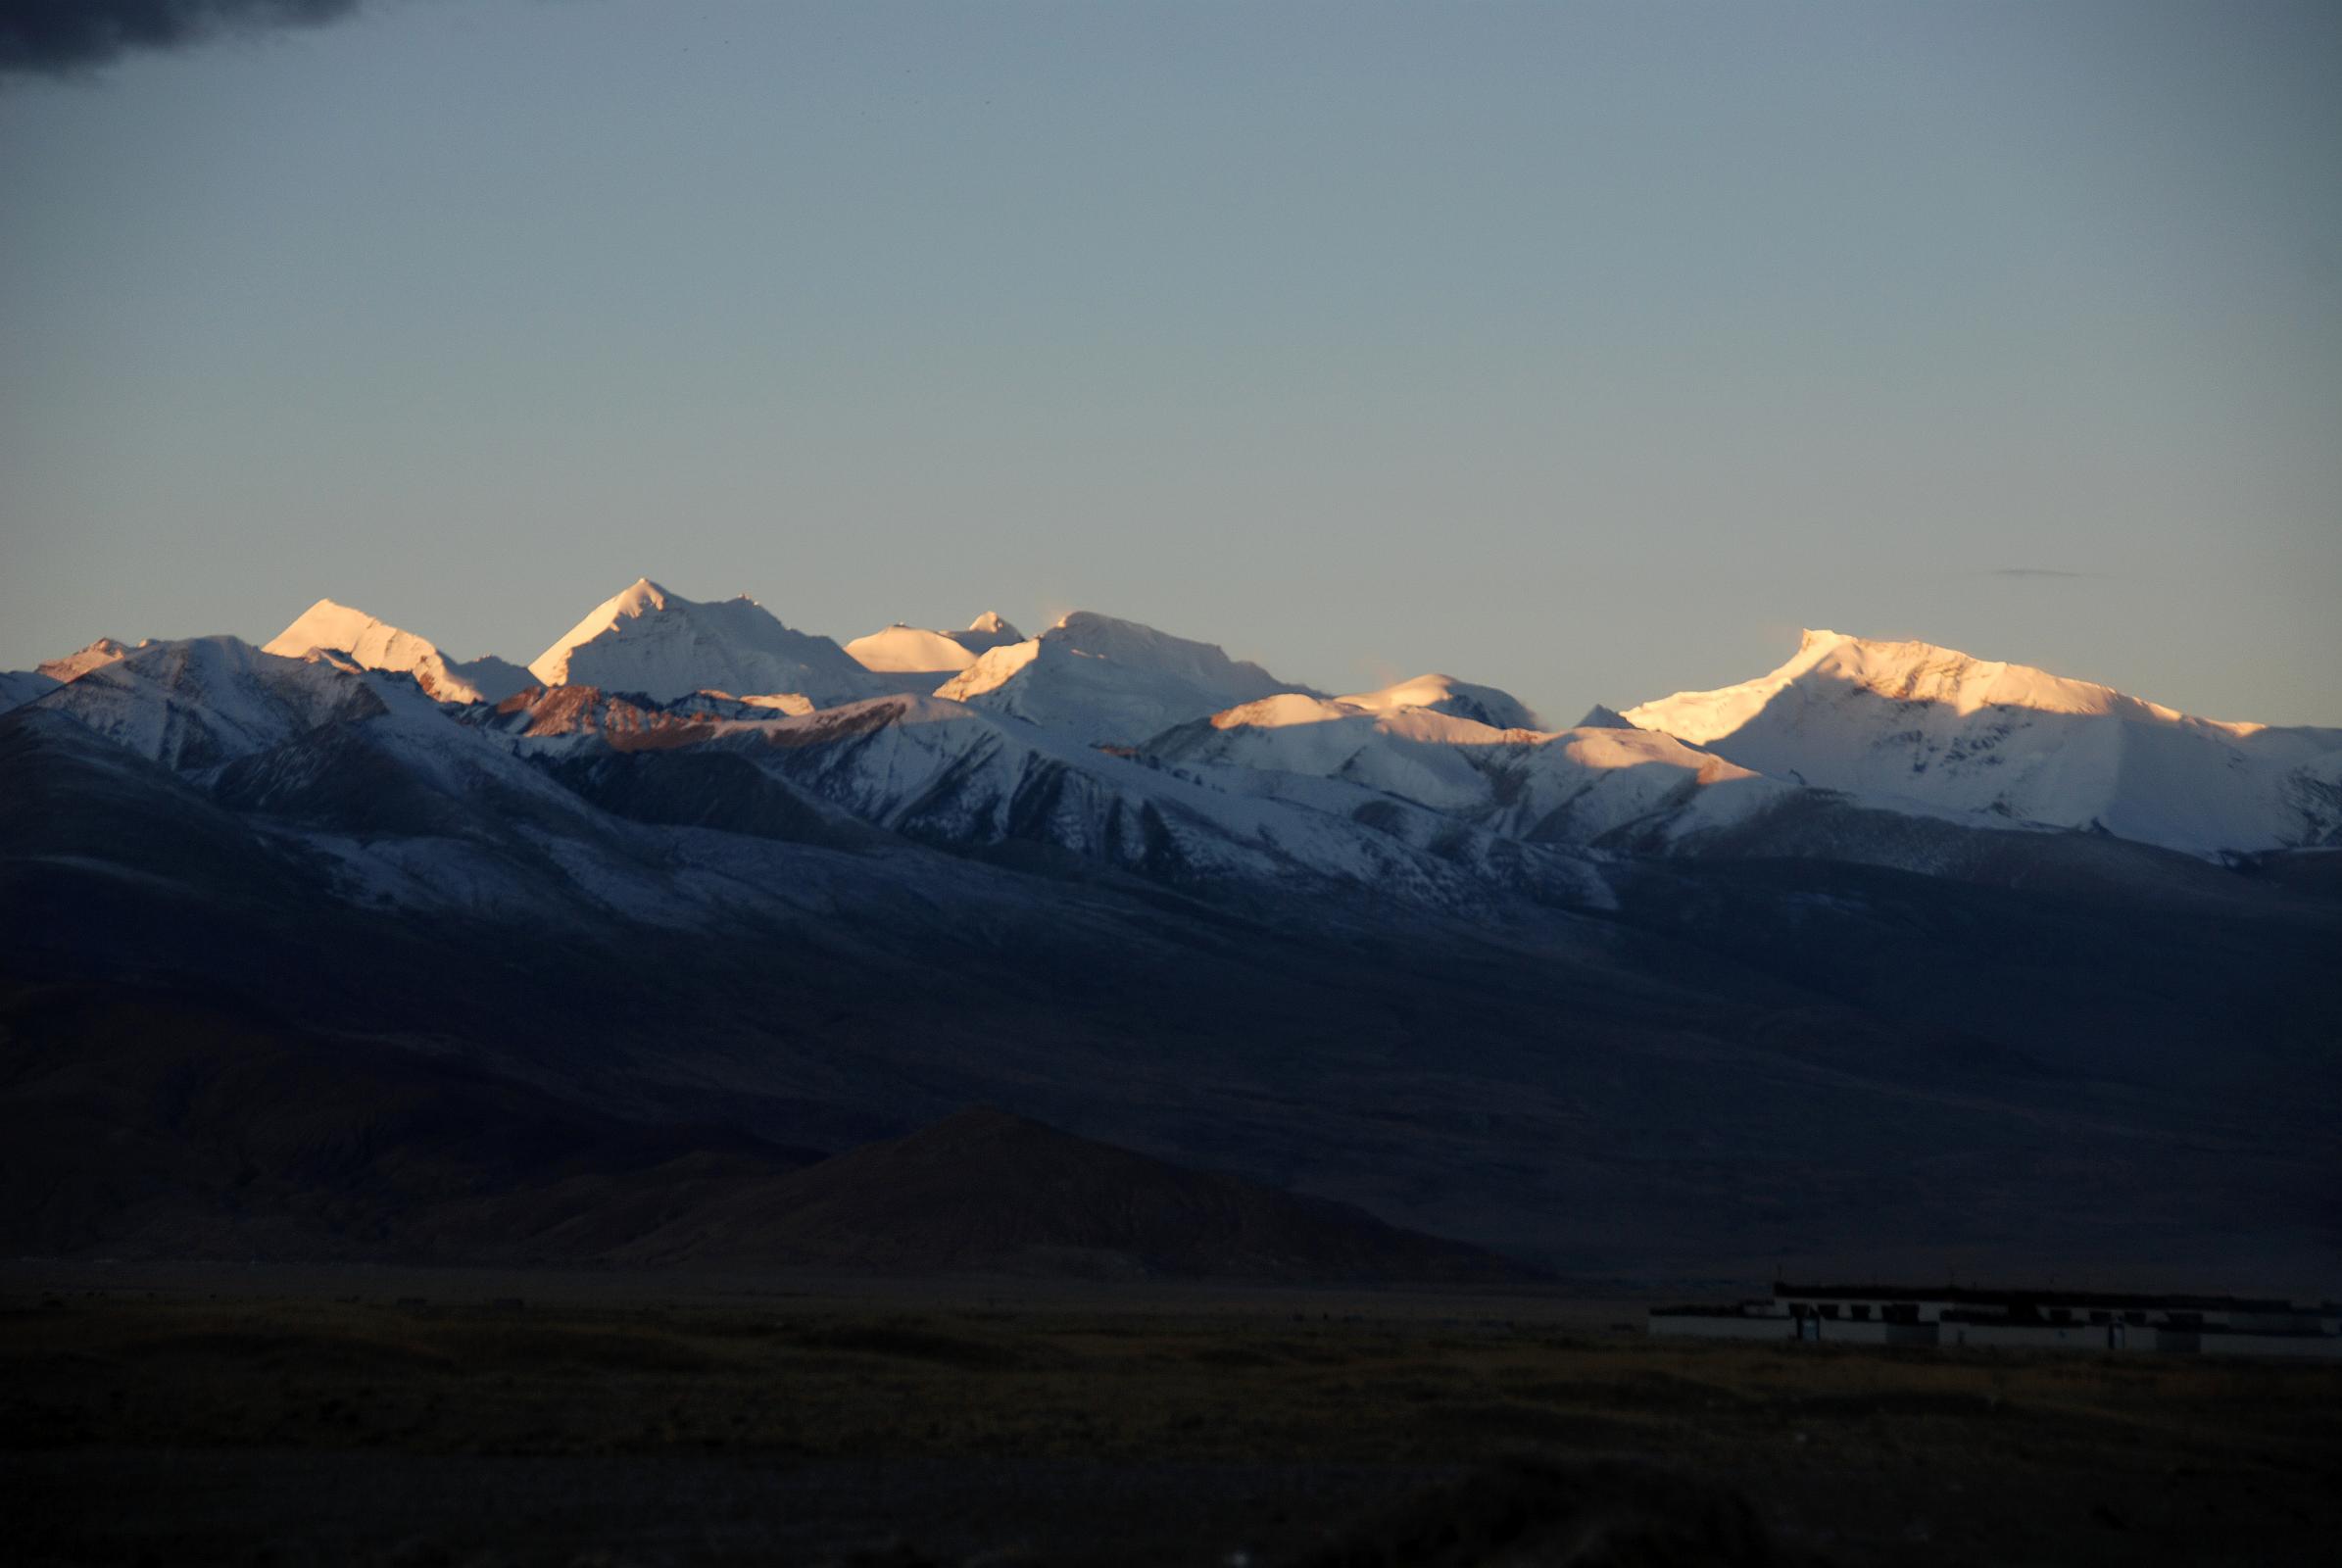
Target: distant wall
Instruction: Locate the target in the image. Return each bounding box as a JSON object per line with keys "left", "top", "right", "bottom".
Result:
{"left": 1798, "top": 1320, "right": 1936, "bottom": 1348}
{"left": 1648, "top": 1314, "right": 1795, "bottom": 1342}
{"left": 1647, "top": 1314, "right": 1936, "bottom": 1347}
{"left": 2199, "top": 1332, "right": 2342, "bottom": 1360}
{"left": 1656, "top": 1306, "right": 2342, "bottom": 1357}
{"left": 1940, "top": 1321, "right": 2110, "bottom": 1350}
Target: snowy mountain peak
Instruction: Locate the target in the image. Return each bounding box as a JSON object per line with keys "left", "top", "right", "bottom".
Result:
{"left": 30, "top": 635, "right": 392, "bottom": 769}
{"left": 932, "top": 612, "right": 1314, "bottom": 748}
{"left": 268, "top": 598, "right": 430, "bottom": 664}
{"left": 1044, "top": 612, "right": 1304, "bottom": 698}
{"left": 1339, "top": 673, "right": 1541, "bottom": 732}
{"left": 266, "top": 598, "right": 530, "bottom": 705}
{"left": 605, "top": 577, "right": 674, "bottom": 619}
{"left": 530, "top": 579, "right": 876, "bottom": 706}
{"left": 1619, "top": 628, "right": 2342, "bottom": 856}
{"left": 0, "top": 636, "right": 144, "bottom": 713}
{"left": 846, "top": 624, "right": 983, "bottom": 676}
{"left": 846, "top": 612, "right": 1030, "bottom": 680}
{"left": 1625, "top": 628, "right": 2203, "bottom": 746}
{"left": 36, "top": 636, "right": 141, "bottom": 685}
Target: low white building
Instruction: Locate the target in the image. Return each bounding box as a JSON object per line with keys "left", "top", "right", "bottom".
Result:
{"left": 1650, "top": 1281, "right": 2342, "bottom": 1358}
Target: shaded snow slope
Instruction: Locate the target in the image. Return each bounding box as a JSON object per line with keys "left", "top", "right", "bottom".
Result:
{"left": 267, "top": 599, "right": 531, "bottom": 704}
{"left": 704, "top": 693, "right": 1607, "bottom": 912}
{"left": 29, "top": 638, "right": 392, "bottom": 770}
{"left": 22, "top": 639, "right": 795, "bottom": 926}
{"left": 30, "top": 635, "right": 588, "bottom": 825}
{"left": 1622, "top": 630, "right": 2342, "bottom": 856}
{"left": 1147, "top": 697, "right": 1792, "bottom": 849}
{"left": 528, "top": 578, "right": 877, "bottom": 706}
{"left": 0, "top": 671, "right": 57, "bottom": 712}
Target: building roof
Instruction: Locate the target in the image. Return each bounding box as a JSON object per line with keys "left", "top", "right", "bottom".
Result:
{"left": 1773, "top": 1282, "right": 2303, "bottom": 1313}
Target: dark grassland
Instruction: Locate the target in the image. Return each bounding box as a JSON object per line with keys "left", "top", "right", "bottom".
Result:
{"left": 4, "top": 1271, "right": 2336, "bottom": 1567}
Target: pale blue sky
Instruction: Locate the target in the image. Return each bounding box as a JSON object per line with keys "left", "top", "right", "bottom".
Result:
{"left": 3, "top": 1, "right": 2337, "bottom": 724}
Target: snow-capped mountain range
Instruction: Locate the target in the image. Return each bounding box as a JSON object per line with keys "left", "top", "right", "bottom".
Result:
{"left": 3, "top": 577, "right": 2335, "bottom": 933}
{"left": 6, "top": 577, "right": 2336, "bottom": 1285}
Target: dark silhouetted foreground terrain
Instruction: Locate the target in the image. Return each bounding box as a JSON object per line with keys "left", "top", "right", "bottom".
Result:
{"left": 5, "top": 1271, "right": 2337, "bottom": 1566}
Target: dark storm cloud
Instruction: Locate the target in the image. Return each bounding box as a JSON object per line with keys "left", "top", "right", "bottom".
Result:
{"left": 0, "top": 0, "right": 366, "bottom": 76}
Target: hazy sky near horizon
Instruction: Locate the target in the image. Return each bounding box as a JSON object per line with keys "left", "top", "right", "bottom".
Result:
{"left": 2, "top": 1, "right": 2337, "bottom": 724}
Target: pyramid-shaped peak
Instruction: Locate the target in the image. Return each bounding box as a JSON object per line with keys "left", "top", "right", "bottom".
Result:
{"left": 266, "top": 598, "right": 429, "bottom": 661}
{"left": 529, "top": 577, "right": 874, "bottom": 704}
{"left": 269, "top": 598, "right": 393, "bottom": 641}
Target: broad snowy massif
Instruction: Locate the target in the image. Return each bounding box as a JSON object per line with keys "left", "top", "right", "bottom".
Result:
{"left": 1624, "top": 628, "right": 2342, "bottom": 858}
{"left": 3, "top": 579, "right": 2335, "bottom": 1278}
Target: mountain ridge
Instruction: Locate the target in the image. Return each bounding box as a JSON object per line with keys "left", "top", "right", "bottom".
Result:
{"left": 5, "top": 591, "right": 2335, "bottom": 868}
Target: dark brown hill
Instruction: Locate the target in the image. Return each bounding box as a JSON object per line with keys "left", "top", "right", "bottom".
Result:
{"left": 0, "top": 986, "right": 1526, "bottom": 1283}
{"left": 609, "top": 1105, "right": 1539, "bottom": 1284}
{"left": 0, "top": 985, "right": 826, "bottom": 1264}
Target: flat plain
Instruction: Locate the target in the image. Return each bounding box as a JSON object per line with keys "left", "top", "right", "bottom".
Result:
{"left": 4, "top": 1265, "right": 2335, "bottom": 1567}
